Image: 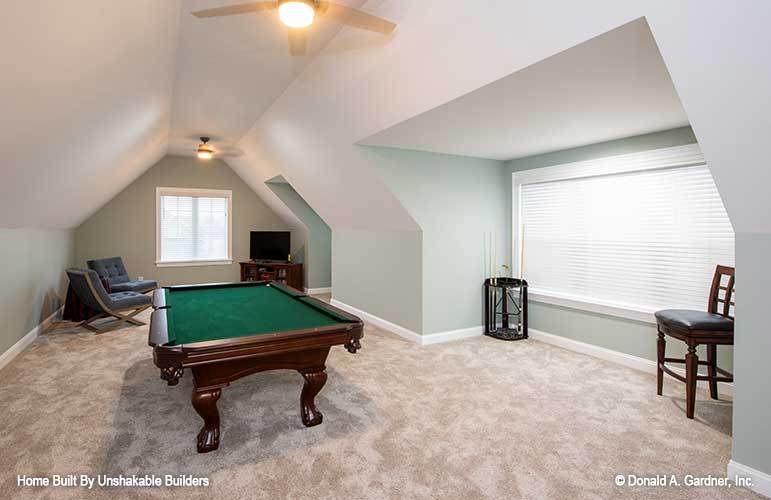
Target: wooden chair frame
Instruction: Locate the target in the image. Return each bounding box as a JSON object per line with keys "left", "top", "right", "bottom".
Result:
{"left": 656, "top": 265, "right": 735, "bottom": 418}
{"left": 69, "top": 269, "right": 151, "bottom": 334}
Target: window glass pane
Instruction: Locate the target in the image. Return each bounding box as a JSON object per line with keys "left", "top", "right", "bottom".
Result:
{"left": 519, "top": 165, "right": 734, "bottom": 311}
{"left": 195, "top": 196, "right": 228, "bottom": 260}
{"left": 159, "top": 193, "right": 229, "bottom": 262}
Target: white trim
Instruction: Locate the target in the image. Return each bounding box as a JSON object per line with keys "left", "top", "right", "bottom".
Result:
{"left": 155, "top": 186, "right": 233, "bottom": 265}
{"left": 529, "top": 328, "right": 733, "bottom": 395}
{"left": 0, "top": 307, "right": 62, "bottom": 372}
{"left": 330, "top": 299, "right": 422, "bottom": 344}
{"left": 304, "top": 287, "right": 332, "bottom": 295}
{"left": 512, "top": 143, "right": 704, "bottom": 187}
{"left": 529, "top": 290, "right": 656, "bottom": 324}
{"left": 421, "top": 326, "right": 483, "bottom": 345}
{"left": 330, "top": 299, "right": 484, "bottom": 346}
{"left": 728, "top": 460, "right": 771, "bottom": 498}
{"left": 156, "top": 259, "right": 233, "bottom": 267}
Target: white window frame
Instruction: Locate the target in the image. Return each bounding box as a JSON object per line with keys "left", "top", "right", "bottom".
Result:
{"left": 512, "top": 144, "right": 712, "bottom": 324}
{"left": 155, "top": 187, "right": 233, "bottom": 267}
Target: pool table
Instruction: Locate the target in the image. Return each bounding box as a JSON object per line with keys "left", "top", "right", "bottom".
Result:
{"left": 148, "top": 281, "right": 363, "bottom": 453}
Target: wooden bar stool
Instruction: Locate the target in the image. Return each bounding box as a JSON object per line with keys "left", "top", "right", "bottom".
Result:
{"left": 654, "top": 265, "right": 735, "bottom": 419}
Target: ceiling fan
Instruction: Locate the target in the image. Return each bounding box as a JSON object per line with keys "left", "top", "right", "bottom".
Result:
{"left": 192, "top": 137, "right": 243, "bottom": 160}
{"left": 192, "top": 1, "right": 397, "bottom": 56}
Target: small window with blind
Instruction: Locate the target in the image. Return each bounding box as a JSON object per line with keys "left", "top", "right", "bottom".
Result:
{"left": 513, "top": 144, "right": 734, "bottom": 321}
{"left": 156, "top": 187, "right": 233, "bottom": 266}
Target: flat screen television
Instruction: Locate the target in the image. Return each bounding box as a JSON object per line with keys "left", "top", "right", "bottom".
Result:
{"left": 250, "top": 231, "right": 290, "bottom": 261}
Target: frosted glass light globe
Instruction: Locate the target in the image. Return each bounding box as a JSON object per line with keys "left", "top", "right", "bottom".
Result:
{"left": 278, "top": 1, "right": 315, "bottom": 28}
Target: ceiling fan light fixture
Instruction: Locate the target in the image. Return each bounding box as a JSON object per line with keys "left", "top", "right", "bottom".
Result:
{"left": 278, "top": 0, "right": 315, "bottom": 28}
{"left": 197, "top": 137, "right": 214, "bottom": 160}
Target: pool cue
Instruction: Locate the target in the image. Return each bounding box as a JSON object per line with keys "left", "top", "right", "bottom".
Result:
{"left": 519, "top": 225, "right": 525, "bottom": 280}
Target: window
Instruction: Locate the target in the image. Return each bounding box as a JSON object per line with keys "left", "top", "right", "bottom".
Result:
{"left": 513, "top": 144, "right": 734, "bottom": 322}
{"left": 156, "top": 187, "right": 232, "bottom": 266}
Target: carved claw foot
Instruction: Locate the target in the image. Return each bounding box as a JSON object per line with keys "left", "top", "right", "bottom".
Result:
{"left": 196, "top": 426, "right": 220, "bottom": 454}
{"left": 300, "top": 369, "right": 327, "bottom": 427}
{"left": 160, "top": 366, "right": 183, "bottom": 386}
{"left": 192, "top": 388, "right": 221, "bottom": 453}
{"left": 345, "top": 339, "right": 362, "bottom": 354}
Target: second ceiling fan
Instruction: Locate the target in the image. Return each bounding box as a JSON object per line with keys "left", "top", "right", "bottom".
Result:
{"left": 192, "top": 1, "right": 397, "bottom": 56}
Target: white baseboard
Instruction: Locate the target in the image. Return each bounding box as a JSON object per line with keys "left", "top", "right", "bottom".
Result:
{"left": 0, "top": 307, "right": 62, "bottom": 372}
{"left": 529, "top": 328, "right": 734, "bottom": 396}
{"left": 728, "top": 460, "right": 771, "bottom": 498}
{"left": 421, "top": 326, "right": 484, "bottom": 345}
{"left": 304, "top": 287, "right": 332, "bottom": 295}
{"left": 330, "top": 299, "right": 484, "bottom": 346}
{"left": 330, "top": 299, "right": 423, "bottom": 343}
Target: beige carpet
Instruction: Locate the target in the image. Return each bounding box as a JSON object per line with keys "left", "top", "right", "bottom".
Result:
{"left": 0, "top": 300, "right": 758, "bottom": 500}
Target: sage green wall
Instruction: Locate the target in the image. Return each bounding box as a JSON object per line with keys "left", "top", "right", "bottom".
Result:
{"left": 332, "top": 228, "right": 423, "bottom": 334}
{"left": 266, "top": 181, "right": 332, "bottom": 290}
{"left": 505, "top": 126, "right": 732, "bottom": 369}
{"left": 0, "top": 228, "right": 74, "bottom": 356}
{"left": 75, "top": 155, "right": 292, "bottom": 286}
{"left": 732, "top": 232, "right": 771, "bottom": 475}
{"left": 368, "top": 147, "right": 508, "bottom": 334}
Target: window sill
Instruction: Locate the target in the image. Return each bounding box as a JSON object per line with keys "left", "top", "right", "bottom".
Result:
{"left": 528, "top": 289, "right": 657, "bottom": 324}
{"left": 155, "top": 260, "right": 233, "bottom": 268}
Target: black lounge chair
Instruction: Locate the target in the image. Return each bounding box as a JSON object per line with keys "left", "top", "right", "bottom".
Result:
{"left": 65, "top": 269, "right": 152, "bottom": 334}
{"left": 87, "top": 257, "right": 158, "bottom": 294}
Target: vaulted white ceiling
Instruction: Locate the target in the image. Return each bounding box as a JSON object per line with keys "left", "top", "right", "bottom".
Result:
{"left": 226, "top": 0, "right": 771, "bottom": 236}
{"left": 361, "top": 18, "right": 689, "bottom": 161}
{"left": 3, "top": 0, "right": 771, "bottom": 237}
{"left": 167, "top": 0, "right": 367, "bottom": 157}
{"left": 0, "top": 0, "right": 366, "bottom": 229}
{"left": 0, "top": 0, "right": 181, "bottom": 228}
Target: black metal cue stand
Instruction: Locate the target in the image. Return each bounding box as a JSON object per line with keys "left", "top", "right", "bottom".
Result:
{"left": 484, "top": 277, "right": 528, "bottom": 341}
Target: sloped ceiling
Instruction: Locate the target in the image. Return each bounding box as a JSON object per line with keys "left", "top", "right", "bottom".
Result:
{"left": 0, "top": 0, "right": 181, "bottom": 228}
{"left": 228, "top": 0, "right": 771, "bottom": 234}
{"left": 360, "top": 18, "right": 689, "bottom": 161}
{"left": 0, "top": 0, "right": 365, "bottom": 229}
{"left": 3, "top": 1, "right": 771, "bottom": 235}
{"left": 167, "top": 0, "right": 367, "bottom": 157}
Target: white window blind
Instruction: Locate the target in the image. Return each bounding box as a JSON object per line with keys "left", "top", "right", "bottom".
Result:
{"left": 157, "top": 188, "right": 231, "bottom": 264}
{"left": 516, "top": 147, "right": 734, "bottom": 315}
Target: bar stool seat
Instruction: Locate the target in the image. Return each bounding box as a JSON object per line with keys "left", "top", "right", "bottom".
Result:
{"left": 655, "top": 310, "right": 733, "bottom": 333}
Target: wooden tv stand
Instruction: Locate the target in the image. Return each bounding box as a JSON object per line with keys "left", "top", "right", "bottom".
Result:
{"left": 239, "top": 261, "right": 303, "bottom": 290}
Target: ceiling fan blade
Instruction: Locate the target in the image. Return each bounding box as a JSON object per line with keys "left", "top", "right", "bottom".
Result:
{"left": 215, "top": 146, "right": 245, "bottom": 157}
{"left": 288, "top": 29, "right": 307, "bottom": 56}
{"left": 192, "top": 2, "right": 276, "bottom": 18}
{"left": 320, "top": 2, "right": 396, "bottom": 35}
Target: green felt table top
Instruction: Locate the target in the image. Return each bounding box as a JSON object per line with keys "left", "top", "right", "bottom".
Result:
{"left": 163, "top": 283, "right": 349, "bottom": 345}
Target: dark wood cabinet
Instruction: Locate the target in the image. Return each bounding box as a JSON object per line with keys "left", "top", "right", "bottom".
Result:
{"left": 239, "top": 261, "right": 303, "bottom": 290}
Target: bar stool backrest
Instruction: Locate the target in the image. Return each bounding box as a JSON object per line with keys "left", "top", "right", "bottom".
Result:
{"left": 707, "top": 265, "right": 735, "bottom": 319}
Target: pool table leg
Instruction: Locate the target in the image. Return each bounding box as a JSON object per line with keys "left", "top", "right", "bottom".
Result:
{"left": 299, "top": 369, "right": 327, "bottom": 427}
{"left": 192, "top": 388, "right": 221, "bottom": 453}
